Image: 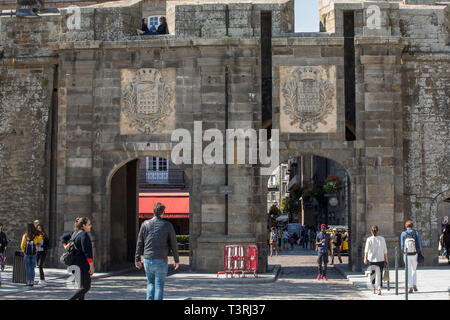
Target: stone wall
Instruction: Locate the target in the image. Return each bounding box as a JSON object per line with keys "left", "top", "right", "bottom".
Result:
{"left": 0, "top": 65, "right": 56, "bottom": 261}
{"left": 53, "top": 37, "right": 265, "bottom": 272}
{"left": 0, "top": 13, "right": 59, "bottom": 261}
{"left": 1, "top": 0, "right": 449, "bottom": 272}
{"left": 403, "top": 56, "right": 450, "bottom": 263}
{"left": 399, "top": 3, "right": 450, "bottom": 264}
{"left": 167, "top": 0, "right": 294, "bottom": 37}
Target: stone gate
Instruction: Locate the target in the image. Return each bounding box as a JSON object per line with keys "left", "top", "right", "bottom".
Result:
{"left": 0, "top": 0, "right": 449, "bottom": 273}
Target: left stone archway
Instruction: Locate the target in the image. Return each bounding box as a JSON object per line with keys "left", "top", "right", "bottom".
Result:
{"left": 93, "top": 150, "right": 193, "bottom": 272}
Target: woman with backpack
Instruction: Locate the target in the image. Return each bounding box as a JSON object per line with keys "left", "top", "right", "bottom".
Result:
{"left": 443, "top": 226, "right": 450, "bottom": 264}
{"left": 20, "top": 223, "right": 42, "bottom": 286}
{"left": 61, "top": 217, "right": 94, "bottom": 300}
{"left": 36, "top": 224, "right": 50, "bottom": 285}
{"left": 400, "top": 220, "right": 423, "bottom": 293}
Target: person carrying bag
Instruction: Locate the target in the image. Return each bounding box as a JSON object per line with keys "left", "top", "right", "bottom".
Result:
{"left": 364, "top": 225, "right": 388, "bottom": 295}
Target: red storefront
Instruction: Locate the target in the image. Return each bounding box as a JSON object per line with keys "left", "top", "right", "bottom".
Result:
{"left": 138, "top": 191, "right": 189, "bottom": 234}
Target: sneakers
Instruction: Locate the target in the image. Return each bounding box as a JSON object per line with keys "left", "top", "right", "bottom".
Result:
{"left": 413, "top": 286, "right": 418, "bottom": 292}
{"left": 409, "top": 288, "right": 413, "bottom": 293}
{"left": 38, "top": 280, "right": 47, "bottom": 286}
{"left": 322, "top": 276, "right": 328, "bottom": 281}
{"left": 316, "top": 274, "right": 322, "bottom": 280}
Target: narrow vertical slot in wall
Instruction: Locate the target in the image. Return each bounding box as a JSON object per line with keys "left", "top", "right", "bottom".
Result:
{"left": 48, "top": 65, "right": 58, "bottom": 251}
{"left": 261, "top": 11, "right": 272, "bottom": 139}
{"left": 344, "top": 11, "right": 356, "bottom": 141}
{"left": 224, "top": 65, "right": 229, "bottom": 235}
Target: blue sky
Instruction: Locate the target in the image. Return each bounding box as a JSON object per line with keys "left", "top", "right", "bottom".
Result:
{"left": 295, "top": 0, "right": 320, "bottom": 32}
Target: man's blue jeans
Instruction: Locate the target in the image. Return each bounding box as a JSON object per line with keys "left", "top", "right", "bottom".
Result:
{"left": 317, "top": 252, "right": 328, "bottom": 276}
{"left": 24, "top": 254, "right": 37, "bottom": 283}
{"left": 143, "top": 259, "right": 168, "bottom": 300}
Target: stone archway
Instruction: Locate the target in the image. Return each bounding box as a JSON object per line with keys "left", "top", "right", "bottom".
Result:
{"left": 95, "top": 151, "right": 194, "bottom": 272}
{"left": 430, "top": 189, "right": 450, "bottom": 265}
{"left": 272, "top": 151, "right": 357, "bottom": 268}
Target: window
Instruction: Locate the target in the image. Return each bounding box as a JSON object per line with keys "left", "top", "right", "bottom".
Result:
{"left": 271, "top": 192, "right": 276, "bottom": 201}
{"left": 148, "top": 15, "right": 161, "bottom": 32}
{"left": 282, "top": 166, "right": 287, "bottom": 179}
{"left": 159, "top": 158, "right": 167, "bottom": 171}
{"left": 146, "top": 157, "right": 168, "bottom": 171}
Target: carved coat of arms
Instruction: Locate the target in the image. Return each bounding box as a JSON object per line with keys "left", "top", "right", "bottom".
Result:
{"left": 282, "top": 66, "right": 335, "bottom": 132}
{"left": 122, "top": 68, "right": 173, "bottom": 134}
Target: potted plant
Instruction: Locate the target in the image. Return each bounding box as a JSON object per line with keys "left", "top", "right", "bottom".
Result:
{"left": 323, "top": 175, "right": 343, "bottom": 195}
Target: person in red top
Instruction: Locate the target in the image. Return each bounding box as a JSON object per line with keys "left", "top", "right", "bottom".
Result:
{"left": 61, "top": 217, "right": 94, "bottom": 300}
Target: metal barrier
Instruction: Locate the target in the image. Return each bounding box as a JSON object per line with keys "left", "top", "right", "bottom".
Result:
{"left": 13, "top": 251, "right": 26, "bottom": 284}
{"left": 217, "top": 245, "right": 258, "bottom": 278}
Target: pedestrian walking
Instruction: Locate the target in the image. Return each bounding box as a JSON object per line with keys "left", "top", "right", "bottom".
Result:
{"left": 309, "top": 228, "right": 316, "bottom": 250}
{"left": 443, "top": 226, "right": 450, "bottom": 264}
{"left": 277, "top": 227, "right": 283, "bottom": 251}
{"left": 269, "top": 227, "right": 279, "bottom": 256}
{"left": 400, "top": 220, "right": 423, "bottom": 293}
{"left": 303, "top": 227, "right": 309, "bottom": 249}
{"left": 299, "top": 228, "right": 304, "bottom": 247}
{"left": 0, "top": 223, "right": 8, "bottom": 287}
{"left": 61, "top": 217, "right": 94, "bottom": 300}
{"left": 282, "top": 229, "right": 290, "bottom": 250}
{"left": 289, "top": 235, "right": 295, "bottom": 250}
{"left": 364, "top": 225, "right": 388, "bottom": 295}
{"left": 293, "top": 232, "right": 299, "bottom": 247}
{"left": 36, "top": 224, "right": 50, "bottom": 285}
{"left": 315, "top": 224, "right": 330, "bottom": 280}
{"left": 135, "top": 203, "right": 179, "bottom": 300}
{"left": 20, "top": 223, "right": 42, "bottom": 286}
{"left": 331, "top": 228, "right": 343, "bottom": 265}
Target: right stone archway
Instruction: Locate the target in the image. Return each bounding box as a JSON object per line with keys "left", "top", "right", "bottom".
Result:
{"left": 277, "top": 142, "right": 403, "bottom": 272}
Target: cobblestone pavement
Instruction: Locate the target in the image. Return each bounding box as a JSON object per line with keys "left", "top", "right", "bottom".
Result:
{"left": 0, "top": 245, "right": 366, "bottom": 300}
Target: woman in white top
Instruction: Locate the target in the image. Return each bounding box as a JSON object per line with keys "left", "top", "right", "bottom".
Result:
{"left": 364, "top": 225, "right": 389, "bottom": 295}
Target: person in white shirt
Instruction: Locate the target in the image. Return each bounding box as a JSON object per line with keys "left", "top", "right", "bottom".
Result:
{"left": 364, "top": 225, "right": 389, "bottom": 295}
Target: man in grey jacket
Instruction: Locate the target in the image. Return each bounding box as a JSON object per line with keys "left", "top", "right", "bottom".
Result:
{"left": 135, "top": 202, "right": 179, "bottom": 300}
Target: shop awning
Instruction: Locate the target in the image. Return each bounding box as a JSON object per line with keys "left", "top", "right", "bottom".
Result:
{"left": 139, "top": 192, "right": 189, "bottom": 219}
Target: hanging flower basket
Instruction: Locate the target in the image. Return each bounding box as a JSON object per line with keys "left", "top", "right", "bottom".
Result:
{"left": 323, "top": 175, "right": 343, "bottom": 195}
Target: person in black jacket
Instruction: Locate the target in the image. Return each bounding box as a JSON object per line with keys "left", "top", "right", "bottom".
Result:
{"left": 156, "top": 16, "right": 169, "bottom": 34}
{"left": 443, "top": 226, "right": 450, "bottom": 265}
{"left": 36, "top": 224, "right": 50, "bottom": 285}
{"left": 135, "top": 202, "right": 179, "bottom": 300}
{"left": 61, "top": 217, "right": 94, "bottom": 300}
{"left": 141, "top": 17, "right": 149, "bottom": 32}
{"left": 0, "top": 223, "right": 7, "bottom": 255}
{"left": 0, "top": 223, "right": 7, "bottom": 287}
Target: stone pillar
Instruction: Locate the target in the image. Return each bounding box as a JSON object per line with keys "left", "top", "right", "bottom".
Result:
{"left": 358, "top": 38, "right": 407, "bottom": 265}
{"left": 193, "top": 42, "right": 266, "bottom": 273}
{"left": 56, "top": 50, "right": 97, "bottom": 267}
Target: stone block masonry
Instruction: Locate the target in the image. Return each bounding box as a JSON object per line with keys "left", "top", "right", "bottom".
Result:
{"left": 0, "top": 0, "right": 449, "bottom": 273}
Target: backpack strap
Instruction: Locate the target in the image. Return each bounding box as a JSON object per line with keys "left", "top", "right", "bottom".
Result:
{"left": 414, "top": 230, "right": 420, "bottom": 253}
{"left": 69, "top": 230, "right": 83, "bottom": 250}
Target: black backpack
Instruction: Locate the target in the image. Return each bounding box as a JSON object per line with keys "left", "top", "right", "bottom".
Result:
{"left": 24, "top": 238, "right": 36, "bottom": 255}
{"left": 60, "top": 231, "right": 82, "bottom": 266}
